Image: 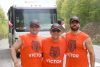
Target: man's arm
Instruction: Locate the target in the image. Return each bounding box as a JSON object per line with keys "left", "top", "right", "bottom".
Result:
{"left": 10, "top": 38, "right": 22, "bottom": 67}
{"left": 85, "top": 37, "right": 95, "bottom": 67}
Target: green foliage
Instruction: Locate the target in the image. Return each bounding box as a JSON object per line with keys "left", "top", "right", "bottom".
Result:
{"left": 0, "top": 19, "right": 8, "bottom": 39}
{"left": 89, "top": 0, "right": 100, "bottom": 22}
{"left": 64, "top": 0, "right": 75, "bottom": 22}
{"left": 0, "top": 6, "right": 5, "bottom": 19}
{"left": 72, "top": 0, "right": 91, "bottom": 26}
{"left": 57, "top": 0, "right": 64, "bottom": 19}
{"left": 0, "top": 6, "right": 8, "bottom": 39}
{"left": 57, "top": 0, "right": 100, "bottom": 27}
{"left": 60, "top": 0, "right": 67, "bottom": 19}
{"left": 57, "top": 0, "right": 100, "bottom": 44}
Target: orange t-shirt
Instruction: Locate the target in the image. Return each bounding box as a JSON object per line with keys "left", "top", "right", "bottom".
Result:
{"left": 65, "top": 31, "right": 89, "bottom": 67}
{"left": 42, "top": 37, "right": 66, "bottom": 67}
{"left": 19, "top": 33, "right": 43, "bottom": 67}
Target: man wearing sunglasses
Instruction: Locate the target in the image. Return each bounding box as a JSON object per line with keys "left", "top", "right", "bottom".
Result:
{"left": 42, "top": 23, "right": 66, "bottom": 67}
{"left": 11, "top": 20, "right": 43, "bottom": 67}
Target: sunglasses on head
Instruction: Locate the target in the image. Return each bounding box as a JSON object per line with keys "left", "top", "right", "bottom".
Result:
{"left": 51, "top": 29, "right": 61, "bottom": 32}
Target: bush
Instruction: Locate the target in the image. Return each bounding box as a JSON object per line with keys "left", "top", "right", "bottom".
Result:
{"left": 0, "top": 19, "right": 8, "bottom": 39}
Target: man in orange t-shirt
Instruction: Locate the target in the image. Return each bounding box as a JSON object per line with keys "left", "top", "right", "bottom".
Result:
{"left": 11, "top": 20, "right": 43, "bottom": 67}
{"left": 42, "top": 23, "right": 66, "bottom": 67}
{"left": 65, "top": 16, "right": 95, "bottom": 67}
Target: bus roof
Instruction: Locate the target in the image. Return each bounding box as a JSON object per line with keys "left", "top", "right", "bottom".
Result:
{"left": 11, "top": 0, "right": 56, "bottom": 8}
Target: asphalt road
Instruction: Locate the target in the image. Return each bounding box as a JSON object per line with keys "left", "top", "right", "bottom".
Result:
{"left": 0, "top": 39, "right": 100, "bottom": 67}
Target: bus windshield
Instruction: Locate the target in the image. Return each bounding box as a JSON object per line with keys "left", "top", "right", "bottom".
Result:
{"left": 15, "top": 9, "right": 57, "bottom": 32}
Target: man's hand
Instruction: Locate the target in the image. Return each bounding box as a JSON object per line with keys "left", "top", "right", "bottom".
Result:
{"left": 14, "top": 62, "right": 21, "bottom": 67}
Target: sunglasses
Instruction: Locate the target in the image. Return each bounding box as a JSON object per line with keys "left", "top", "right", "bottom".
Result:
{"left": 51, "top": 29, "right": 61, "bottom": 32}
{"left": 30, "top": 25, "right": 40, "bottom": 28}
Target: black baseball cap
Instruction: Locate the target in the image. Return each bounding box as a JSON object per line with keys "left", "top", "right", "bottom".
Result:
{"left": 50, "top": 23, "right": 62, "bottom": 31}
{"left": 30, "top": 20, "right": 40, "bottom": 28}
{"left": 70, "top": 16, "right": 80, "bottom": 23}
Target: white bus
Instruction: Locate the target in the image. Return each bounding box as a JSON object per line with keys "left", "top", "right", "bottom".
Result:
{"left": 8, "top": 0, "right": 57, "bottom": 47}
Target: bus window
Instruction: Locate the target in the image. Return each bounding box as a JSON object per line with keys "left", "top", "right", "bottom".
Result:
{"left": 15, "top": 9, "right": 57, "bottom": 32}
{"left": 16, "top": 22, "right": 25, "bottom": 32}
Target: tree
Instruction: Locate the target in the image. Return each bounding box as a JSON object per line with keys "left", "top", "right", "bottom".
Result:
{"left": 57, "top": 0, "right": 76, "bottom": 22}
{"left": 89, "top": 0, "right": 100, "bottom": 23}
{"left": 72, "top": 0, "right": 91, "bottom": 26}
{"left": 57, "top": 0, "right": 64, "bottom": 19}
{"left": 57, "top": 0, "right": 100, "bottom": 27}
{"left": 0, "top": 6, "right": 8, "bottom": 39}
{"left": 0, "top": 6, "right": 5, "bottom": 20}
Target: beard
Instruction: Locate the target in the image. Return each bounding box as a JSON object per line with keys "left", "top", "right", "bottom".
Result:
{"left": 70, "top": 26, "right": 79, "bottom": 31}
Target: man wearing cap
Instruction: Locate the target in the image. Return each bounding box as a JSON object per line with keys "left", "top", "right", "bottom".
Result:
{"left": 42, "top": 23, "right": 66, "bottom": 67}
{"left": 11, "top": 20, "right": 43, "bottom": 67}
{"left": 57, "top": 19, "right": 65, "bottom": 33}
{"left": 65, "top": 16, "right": 95, "bottom": 67}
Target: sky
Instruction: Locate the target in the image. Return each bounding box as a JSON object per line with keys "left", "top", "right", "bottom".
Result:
{"left": 0, "top": 0, "right": 12, "bottom": 18}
